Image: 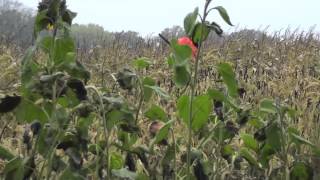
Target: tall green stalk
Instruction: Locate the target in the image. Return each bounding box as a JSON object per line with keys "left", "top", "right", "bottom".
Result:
{"left": 86, "top": 86, "right": 110, "bottom": 179}
{"left": 186, "top": 1, "right": 212, "bottom": 179}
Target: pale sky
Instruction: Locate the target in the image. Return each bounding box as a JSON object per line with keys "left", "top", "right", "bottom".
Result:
{"left": 19, "top": 0, "right": 319, "bottom": 36}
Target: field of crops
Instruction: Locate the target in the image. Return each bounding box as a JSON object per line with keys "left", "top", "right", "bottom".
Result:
{"left": 0, "top": 0, "right": 320, "bottom": 179}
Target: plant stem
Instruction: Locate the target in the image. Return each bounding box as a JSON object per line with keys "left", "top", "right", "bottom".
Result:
{"left": 135, "top": 78, "right": 144, "bottom": 124}
{"left": 170, "top": 128, "right": 177, "bottom": 180}
{"left": 37, "top": 129, "right": 61, "bottom": 179}
{"left": 44, "top": 79, "right": 59, "bottom": 179}
{"left": 186, "top": 1, "right": 212, "bottom": 179}
{"left": 277, "top": 99, "right": 290, "bottom": 180}
{"left": 86, "top": 86, "right": 110, "bottom": 179}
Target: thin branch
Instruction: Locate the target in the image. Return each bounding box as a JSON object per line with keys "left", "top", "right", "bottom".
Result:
{"left": 158, "top": 33, "right": 171, "bottom": 46}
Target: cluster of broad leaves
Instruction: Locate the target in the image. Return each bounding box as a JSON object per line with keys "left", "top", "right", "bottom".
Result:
{"left": 0, "top": 0, "right": 319, "bottom": 180}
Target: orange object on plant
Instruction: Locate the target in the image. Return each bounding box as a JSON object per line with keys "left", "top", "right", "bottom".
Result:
{"left": 177, "top": 37, "right": 198, "bottom": 58}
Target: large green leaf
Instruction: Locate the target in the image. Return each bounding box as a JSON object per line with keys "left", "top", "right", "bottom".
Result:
{"left": 177, "top": 95, "right": 190, "bottom": 125}
{"left": 37, "top": 126, "right": 57, "bottom": 156}
{"left": 0, "top": 145, "right": 15, "bottom": 160}
{"left": 136, "top": 173, "right": 149, "bottom": 180}
{"left": 3, "top": 157, "right": 24, "bottom": 180}
{"left": 37, "top": 34, "right": 53, "bottom": 53}
{"left": 192, "top": 95, "right": 212, "bottom": 131}
{"left": 171, "top": 40, "right": 192, "bottom": 64}
{"left": 260, "top": 98, "right": 277, "bottom": 114}
{"left": 62, "top": 9, "right": 77, "bottom": 25}
{"left": 248, "top": 117, "right": 265, "bottom": 129}
{"left": 184, "top": 7, "right": 199, "bottom": 36}
{"left": 213, "top": 122, "right": 235, "bottom": 143}
{"left": 144, "top": 85, "right": 170, "bottom": 99}
{"left": 52, "top": 106, "right": 69, "bottom": 128}
{"left": 145, "top": 104, "right": 168, "bottom": 122}
{"left": 207, "top": 89, "right": 225, "bottom": 101}
{"left": 34, "top": 10, "right": 49, "bottom": 37}
{"left": 192, "top": 23, "right": 210, "bottom": 43}
{"left": 167, "top": 54, "right": 175, "bottom": 68}
{"left": 76, "top": 115, "right": 94, "bottom": 139}
{"left": 58, "top": 57, "right": 90, "bottom": 82}
{"left": 55, "top": 51, "right": 90, "bottom": 82}
{"left": 221, "top": 144, "right": 235, "bottom": 160}
{"left": 21, "top": 46, "right": 38, "bottom": 88}
{"left": 170, "top": 39, "right": 193, "bottom": 87}
{"left": 132, "top": 57, "right": 151, "bottom": 69}
{"left": 239, "top": 147, "right": 259, "bottom": 167}
{"left": 258, "top": 143, "right": 275, "bottom": 167}
{"left": 174, "top": 65, "right": 191, "bottom": 87}
{"left": 106, "top": 110, "right": 124, "bottom": 131}
{"left": 112, "top": 168, "right": 137, "bottom": 180}
{"left": 15, "top": 99, "right": 48, "bottom": 124}
{"left": 115, "top": 68, "right": 137, "bottom": 90}
{"left": 289, "top": 131, "right": 315, "bottom": 147}
{"left": 117, "top": 131, "right": 138, "bottom": 150}
{"left": 110, "top": 152, "right": 124, "bottom": 170}
{"left": 57, "top": 89, "right": 81, "bottom": 108}
{"left": 290, "top": 162, "right": 314, "bottom": 180}
{"left": 53, "top": 37, "right": 76, "bottom": 65}
{"left": 142, "top": 77, "right": 155, "bottom": 102}
{"left": 177, "top": 95, "right": 212, "bottom": 131}
{"left": 217, "top": 63, "right": 238, "bottom": 98}
{"left": 106, "top": 109, "right": 135, "bottom": 132}
{"left": 151, "top": 120, "right": 173, "bottom": 147}
{"left": 213, "top": 6, "right": 233, "bottom": 26}
{"left": 207, "top": 88, "right": 240, "bottom": 111}
{"left": 266, "top": 123, "right": 282, "bottom": 151}
{"left": 240, "top": 133, "right": 258, "bottom": 152}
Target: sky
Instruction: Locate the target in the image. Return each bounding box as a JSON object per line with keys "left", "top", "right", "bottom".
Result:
{"left": 19, "top": 0, "right": 320, "bottom": 36}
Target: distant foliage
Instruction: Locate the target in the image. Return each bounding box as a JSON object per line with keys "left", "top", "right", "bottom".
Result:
{"left": 0, "top": 0, "right": 34, "bottom": 48}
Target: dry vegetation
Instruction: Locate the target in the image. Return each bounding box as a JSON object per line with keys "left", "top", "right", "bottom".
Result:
{"left": 0, "top": 0, "right": 320, "bottom": 179}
